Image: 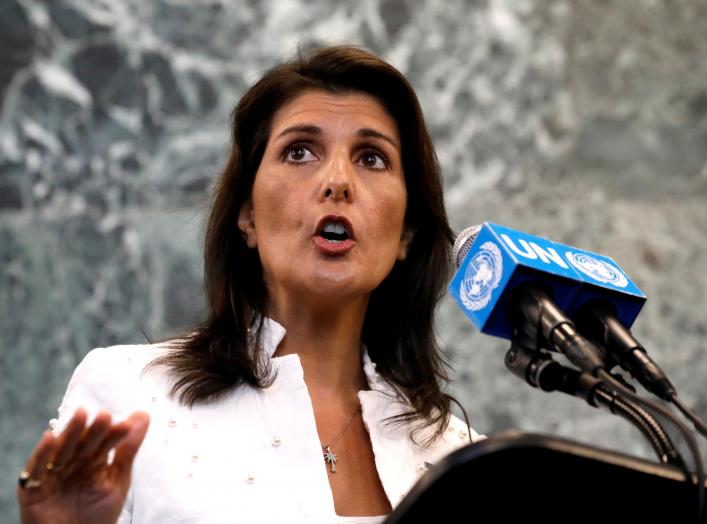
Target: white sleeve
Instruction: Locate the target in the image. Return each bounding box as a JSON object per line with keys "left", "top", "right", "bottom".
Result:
{"left": 53, "top": 346, "right": 138, "bottom": 433}
{"left": 116, "top": 489, "right": 133, "bottom": 524}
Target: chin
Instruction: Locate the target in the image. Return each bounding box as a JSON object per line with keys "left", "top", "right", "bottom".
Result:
{"left": 301, "top": 271, "right": 378, "bottom": 302}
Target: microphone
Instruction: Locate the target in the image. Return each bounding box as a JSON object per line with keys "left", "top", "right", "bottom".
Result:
{"left": 449, "top": 223, "right": 605, "bottom": 374}
{"left": 572, "top": 302, "right": 676, "bottom": 400}
{"left": 450, "top": 222, "right": 675, "bottom": 399}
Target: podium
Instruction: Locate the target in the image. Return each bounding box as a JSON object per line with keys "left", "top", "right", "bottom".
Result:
{"left": 386, "top": 431, "right": 707, "bottom": 523}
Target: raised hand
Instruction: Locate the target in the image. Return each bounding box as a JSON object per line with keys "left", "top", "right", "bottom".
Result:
{"left": 17, "top": 408, "right": 150, "bottom": 524}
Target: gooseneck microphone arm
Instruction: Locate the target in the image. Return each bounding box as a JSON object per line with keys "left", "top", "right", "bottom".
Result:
{"left": 592, "top": 387, "right": 685, "bottom": 468}
{"left": 505, "top": 343, "right": 685, "bottom": 468}
{"left": 594, "top": 367, "right": 705, "bottom": 522}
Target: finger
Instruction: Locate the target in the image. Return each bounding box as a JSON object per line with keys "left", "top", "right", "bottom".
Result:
{"left": 73, "top": 411, "right": 113, "bottom": 460}
{"left": 113, "top": 412, "right": 150, "bottom": 478}
{"left": 24, "top": 431, "right": 56, "bottom": 486}
{"left": 90, "top": 422, "right": 132, "bottom": 462}
{"left": 49, "top": 408, "right": 88, "bottom": 470}
{"left": 66, "top": 423, "right": 133, "bottom": 484}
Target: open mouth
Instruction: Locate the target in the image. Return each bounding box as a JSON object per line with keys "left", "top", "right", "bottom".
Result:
{"left": 320, "top": 222, "right": 349, "bottom": 243}
{"left": 316, "top": 216, "right": 354, "bottom": 244}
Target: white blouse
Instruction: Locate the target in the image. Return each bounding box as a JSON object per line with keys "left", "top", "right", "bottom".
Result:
{"left": 52, "top": 318, "right": 484, "bottom": 523}
{"left": 336, "top": 516, "right": 387, "bottom": 524}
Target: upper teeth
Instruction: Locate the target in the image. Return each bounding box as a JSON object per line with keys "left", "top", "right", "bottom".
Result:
{"left": 323, "top": 221, "right": 346, "bottom": 234}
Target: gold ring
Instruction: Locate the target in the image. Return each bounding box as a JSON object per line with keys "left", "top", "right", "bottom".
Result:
{"left": 46, "top": 461, "right": 63, "bottom": 472}
{"left": 18, "top": 470, "right": 42, "bottom": 489}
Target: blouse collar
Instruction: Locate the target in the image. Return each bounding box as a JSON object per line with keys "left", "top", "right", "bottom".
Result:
{"left": 259, "top": 316, "right": 397, "bottom": 395}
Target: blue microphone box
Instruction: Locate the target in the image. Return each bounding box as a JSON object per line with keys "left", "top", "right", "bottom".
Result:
{"left": 448, "top": 222, "right": 645, "bottom": 339}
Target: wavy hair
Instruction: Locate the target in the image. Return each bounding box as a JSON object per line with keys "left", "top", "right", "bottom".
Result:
{"left": 149, "top": 45, "right": 458, "bottom": 442}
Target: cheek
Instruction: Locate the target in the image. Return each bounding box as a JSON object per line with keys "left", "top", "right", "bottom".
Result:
{"left": 251, "top": 176, "right": 303, "bottom": 236}
{"left": 251, "top": 177, "right": 304, "bottom": 285}
{"left": 371, "top": 184, "right": 407, "bottom": 241}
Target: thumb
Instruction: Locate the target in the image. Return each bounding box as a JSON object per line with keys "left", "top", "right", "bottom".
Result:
{"left": 112, "top": 412, "right": 150, "bottom": 479}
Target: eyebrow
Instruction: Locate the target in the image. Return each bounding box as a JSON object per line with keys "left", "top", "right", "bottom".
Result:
{"left": 276, "top": 125, "right": 400, "bottom": 149}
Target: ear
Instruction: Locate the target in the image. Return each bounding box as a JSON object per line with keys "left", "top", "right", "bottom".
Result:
{"left": 237, "top": 200, "right": 257, "bottom": 249}
{"left": 397, "top": 224, "right": 414, "bottom": 261}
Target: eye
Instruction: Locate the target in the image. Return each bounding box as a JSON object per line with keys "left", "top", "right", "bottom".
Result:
{"left": 357, "top": 149, "right": 389, "bottom": 170}
{"left": 283, "top": 143, "right": 317, "bottom": 164}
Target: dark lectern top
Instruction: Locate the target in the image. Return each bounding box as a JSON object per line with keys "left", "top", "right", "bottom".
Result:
{"left": 386, "top": 430, "right": 706, "bottom": 523}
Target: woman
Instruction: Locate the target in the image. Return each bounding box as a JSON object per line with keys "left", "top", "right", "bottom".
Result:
{"left": 17, "top": 45, "right": 483, "bottom": 523}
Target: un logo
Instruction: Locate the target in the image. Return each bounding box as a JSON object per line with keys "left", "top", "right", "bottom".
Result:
{"left": 460, "top": 241, "right": 503, "bottom": 311}
{"left": 566, "top": 252, "right": 628, "bottom": 288}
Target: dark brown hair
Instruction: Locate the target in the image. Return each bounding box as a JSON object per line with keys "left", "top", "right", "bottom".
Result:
{"left": 150, "top": 45, "right": 457, "bottom": 442}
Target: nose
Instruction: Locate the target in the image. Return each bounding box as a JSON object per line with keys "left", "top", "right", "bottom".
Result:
{"left": 319, "top": 153, "right": 353, "bottom": 202}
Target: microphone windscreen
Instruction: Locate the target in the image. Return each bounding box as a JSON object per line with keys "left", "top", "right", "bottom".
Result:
{"left": 453, "top": 225, "right": 482, "bottom": 268}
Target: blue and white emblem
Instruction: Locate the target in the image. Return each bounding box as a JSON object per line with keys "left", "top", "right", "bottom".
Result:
{"left": 460, "top": 241, "right": 503, "bottom": 311}
{"left": 565, "top": 251, "right": 628, "bottom": 288}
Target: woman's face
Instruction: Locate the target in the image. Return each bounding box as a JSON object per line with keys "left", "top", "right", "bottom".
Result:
{"left": 239, "top": 89, "right": 412, "bottom": 307}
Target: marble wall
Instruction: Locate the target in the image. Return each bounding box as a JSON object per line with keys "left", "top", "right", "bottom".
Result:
{"left": 2, "top": 0, "right": 707, "bottom": 518}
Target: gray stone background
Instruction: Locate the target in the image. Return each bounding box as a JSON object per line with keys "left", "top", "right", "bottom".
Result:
{"left": 2, "top": 0, "right": 707, "bottom": 519}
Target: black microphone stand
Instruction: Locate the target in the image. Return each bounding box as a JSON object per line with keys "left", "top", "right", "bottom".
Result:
{"left": 505, "top": 341, "right": 687, "bottom": 470}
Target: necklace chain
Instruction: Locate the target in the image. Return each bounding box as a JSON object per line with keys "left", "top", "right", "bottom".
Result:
{"left": 322, "top": 406, "right": 361, "bottom": 448}
{"left": 321, "top": 406, "right": 361, "bottom": 473}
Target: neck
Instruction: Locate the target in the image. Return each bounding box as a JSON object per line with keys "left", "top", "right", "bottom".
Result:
{"left": 268, "top": 294, "right": 369, "bottom": 399}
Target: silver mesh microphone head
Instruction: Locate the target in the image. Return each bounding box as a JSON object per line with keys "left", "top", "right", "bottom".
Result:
{"left": 453, "top": 225, "right": 482, "bottom": 268}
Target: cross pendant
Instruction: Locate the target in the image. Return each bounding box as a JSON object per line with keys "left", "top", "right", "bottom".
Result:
{"left": 323, "top": 445, "right": 338, "bottom": 473}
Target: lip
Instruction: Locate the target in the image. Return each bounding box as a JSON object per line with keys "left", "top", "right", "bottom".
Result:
{"left": 313, "top": 215, "right": 356, "bottom": 255}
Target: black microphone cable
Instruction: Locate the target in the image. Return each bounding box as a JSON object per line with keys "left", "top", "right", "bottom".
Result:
{"left": 669, "top": 394, "right": 707, "bottom": 441}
